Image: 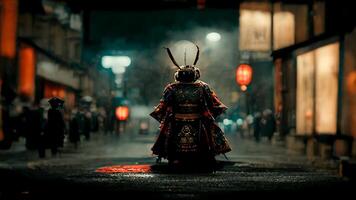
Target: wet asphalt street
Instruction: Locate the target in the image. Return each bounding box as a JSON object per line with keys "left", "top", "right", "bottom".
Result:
{"left": 0, "top": 132, "right": 355, "bottom": 200}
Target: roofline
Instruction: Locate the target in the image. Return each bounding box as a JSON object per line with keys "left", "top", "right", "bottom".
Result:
{"left": 271, "top": 32, "right": 342, "bottom": 58}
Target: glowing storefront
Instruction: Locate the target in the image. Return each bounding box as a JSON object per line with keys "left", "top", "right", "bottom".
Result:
{"left": 273, "top": 31, "right": 356, "bottom": 157}
{"left": 18, "top": 39, "right": 80, "bottom": 109}
{"left": 296, "top": 42, "right": 339, "bottom": 136}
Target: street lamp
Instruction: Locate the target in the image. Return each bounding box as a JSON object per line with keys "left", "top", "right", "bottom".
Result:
{"left": 101, "top": 56, "right": 131, "bottom": 69}
{"left": 206, "top": 32, "right": 221, "bottom": 42}
{"left": 101, "top": 55, "right": 131, "bottom": 90}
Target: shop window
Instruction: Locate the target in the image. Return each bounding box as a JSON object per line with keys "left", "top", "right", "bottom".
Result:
{"left": 239, "top": 9, "right": 295, "bottom": 51}
{"left": 296, "top": 42, "right": 339, "bottom": 135}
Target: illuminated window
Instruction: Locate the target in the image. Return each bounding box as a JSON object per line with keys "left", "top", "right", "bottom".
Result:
{"left": 314, "top": 43, "right": 339, "bottom": 134}
{"left": 273, "top": 12, "right": 295, "bottom": 49}
{"left": 239, "top": 10, "right": 295, "bottom": 51}
{"left": 296, "top": 42, "right": 339, "bottom": 135}
{"left": 239, "top": 10, "right": 271, "bottom": 51}
{"left": 296, "top": 51, "right": 315, "bottom": 135}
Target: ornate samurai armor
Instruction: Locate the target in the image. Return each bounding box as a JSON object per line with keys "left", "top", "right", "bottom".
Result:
{"left": 150, "top": 44, "right": 231, "bottom": 170}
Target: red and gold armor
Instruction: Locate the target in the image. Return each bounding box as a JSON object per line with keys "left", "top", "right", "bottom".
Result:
{"left": 150, "top": 81, "right": 231, "bottom": 167}
{"left": 150, "top": 45, "right": 231, "bottom": 169}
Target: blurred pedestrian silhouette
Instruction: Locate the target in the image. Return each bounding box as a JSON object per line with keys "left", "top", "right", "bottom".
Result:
{"left": 78, "top": 97, "right": 92, "bottom": 140}
{"left": 41, "top": 97, "right": 66, "bottom": 157}
{"left": 77, "top": 106, "right": 91, "bottom": 141}
{"left": 23, "top": 103, "right": 44, "bottom": 151}
{"left": 261, "top": 109, "right": 276, "bottom": 142}
{"left": 69, "top": 109, "right": 80, "bottom": 149}
{"left": 90, "top": 105, "right": 99, "bottom": 133}
{"left": 0, "top": 83, "right": 17, "bottom": 149}
{"left": 253, "top": 112, "right": 262, "bottom": 142}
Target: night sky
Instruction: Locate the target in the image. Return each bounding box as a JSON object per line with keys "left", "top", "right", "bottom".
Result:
{"left": 87, "top": 8, "right": 237, "bottom": 50}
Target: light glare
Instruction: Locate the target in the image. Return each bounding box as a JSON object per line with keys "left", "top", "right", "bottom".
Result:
{"left": 112, "top": 65, "right": 126, "bottom": 74}
{"left": 206, "top": 32, "right": 221, "bottom": 42}
{"left": 101, "top": 56, "right": 131, "bottom": 69}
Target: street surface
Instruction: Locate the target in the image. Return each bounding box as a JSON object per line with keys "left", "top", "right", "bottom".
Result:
{"left": 0, "top": 132, "right": 354, "bottom": 199}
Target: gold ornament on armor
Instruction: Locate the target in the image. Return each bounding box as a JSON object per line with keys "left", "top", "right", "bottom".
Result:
{"left": 178, "top": 125, "right": 197, "bottom": 152}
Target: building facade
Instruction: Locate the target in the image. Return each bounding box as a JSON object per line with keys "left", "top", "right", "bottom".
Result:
{"left": 271, "top": 0, "right": 356, "bottom": 158}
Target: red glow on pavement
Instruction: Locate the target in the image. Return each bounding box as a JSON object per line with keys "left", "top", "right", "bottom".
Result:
{"left": 96, "top": 165, "right": 152, "bottom": 173}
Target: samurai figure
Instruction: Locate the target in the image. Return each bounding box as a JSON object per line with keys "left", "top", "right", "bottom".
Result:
{"left": 150, "top": 45, "right": 231, "bottom": 172}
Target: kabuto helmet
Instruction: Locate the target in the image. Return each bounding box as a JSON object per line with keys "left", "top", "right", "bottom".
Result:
{"left": 164, "top": 44, "right": 200, "bottom": 83}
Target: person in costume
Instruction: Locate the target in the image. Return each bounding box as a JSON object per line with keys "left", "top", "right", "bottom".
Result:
{"left": 150, "top": 44, "right": 231, "bottom": 171}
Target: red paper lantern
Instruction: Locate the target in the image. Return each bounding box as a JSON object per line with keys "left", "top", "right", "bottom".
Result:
{"left": 236, "top": 64, "right": 253, "bottom": 87}
{"left": 115, "top": 106, "right": 129, "bottom": 121}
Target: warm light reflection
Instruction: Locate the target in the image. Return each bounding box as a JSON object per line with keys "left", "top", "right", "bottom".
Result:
{"left": 296, "top": 42, "right": 339, "bottom": 135}
{"left": 96, "top": 165, "right": 152, "bottom": 173}
{"left": 44, "top": 83, "right": 66, "bottom": 99}
{"left": 346, "top": 71, "right": 356, "bottom": 137}
{"left": 315, "top": 43, "right": 339, "bottom": 134}
{"left": 346, "top": 72, "right": 356, "bottom": 94}
{"left": 0, "top": 0, "right": 18, "bottom": 58}
{"left": 239, "top": 10, "right": 271, "bottom": 51}
{"left": 239, "top": 10, "right": 295, "bottom": 51}
{"left": 18, "top": 46, "right": 35, "bottom": 98}
{"left": 273, "top": 12, "right": 295, "bottom": 49}
{"left": 296, "top": 51, "right": 314, "bottom": 135}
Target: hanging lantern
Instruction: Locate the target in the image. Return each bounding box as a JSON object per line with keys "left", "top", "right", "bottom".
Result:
{"left": 236, "top": 63, "right": 253, "bottom": 90}
{"left": 115, "top": 106, "right": 129, "bottom": 121}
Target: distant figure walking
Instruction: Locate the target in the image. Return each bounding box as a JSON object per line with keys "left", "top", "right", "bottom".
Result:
{"left": 253, "top": 112, "right": 262, "bottom": 142}
{"left": 69, "top": 109, "right": 80, "bottom": 149}
{"left": 43, "top": 97, "right": 66, "bottom": 157}
{"left": 261, "top": 109, "right": 276, "bottom": 142}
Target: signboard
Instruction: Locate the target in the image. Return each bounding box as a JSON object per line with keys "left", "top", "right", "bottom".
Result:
{"left": 239, "top": 10, "right": 295, "bottom": 51}
{"left": 37, "top": 59, "right": 80, "bottom": 89}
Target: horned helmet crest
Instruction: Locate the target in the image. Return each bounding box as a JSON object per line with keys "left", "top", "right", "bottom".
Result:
{"left": 164, "top": 44, "right": 200, "bottom": 83}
